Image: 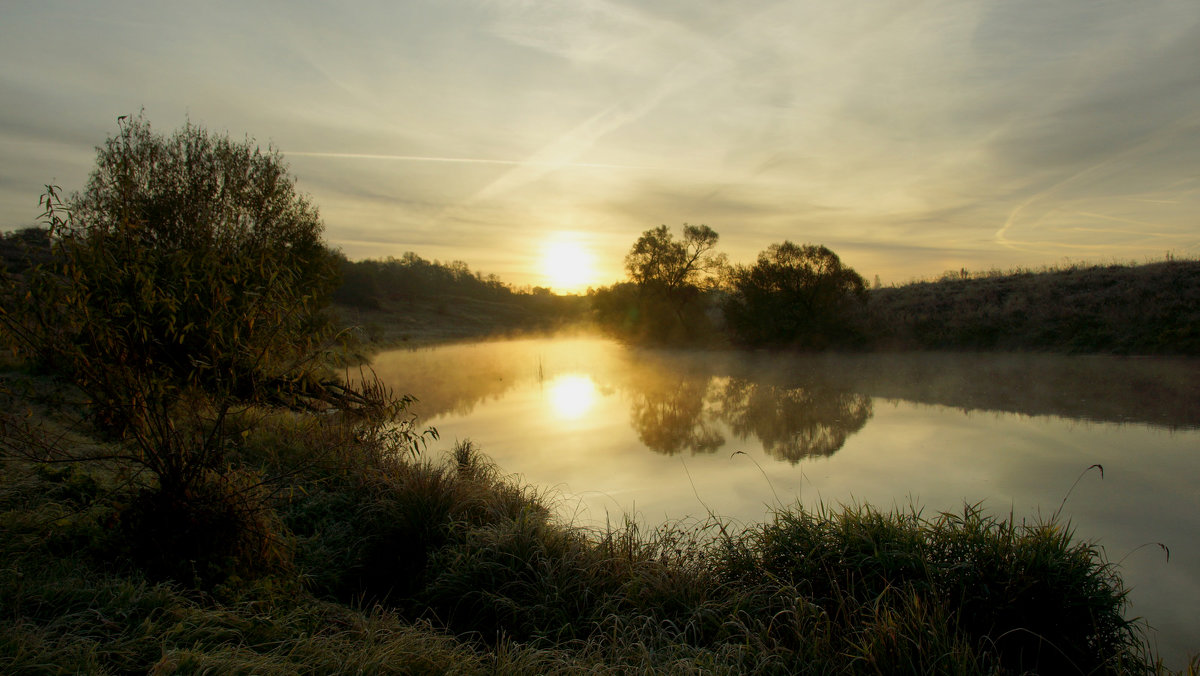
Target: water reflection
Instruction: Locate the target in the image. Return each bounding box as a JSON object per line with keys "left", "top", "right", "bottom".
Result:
{"left": 715, "top": 378, "right": 873, "bottom": 463}
{"left": 628, "top": 374, "right": 724, "bottom": 455}
{"left": 369, "top": 338, "right": 1200, "bottom": 462}
{"left": 548, "top": 374, "right": 597, "bottom": 420}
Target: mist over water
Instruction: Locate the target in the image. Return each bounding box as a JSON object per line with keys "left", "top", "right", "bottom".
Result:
{"left": 370, "top": 336, "right": 1200, "bottom": 663}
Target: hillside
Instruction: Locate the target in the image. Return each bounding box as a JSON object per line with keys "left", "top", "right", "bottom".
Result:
{"left": 860, "top": 260, "right": 1200, "bottom": 354}
{"left": 332, "top": 293, "right": 590, "bottom": 348}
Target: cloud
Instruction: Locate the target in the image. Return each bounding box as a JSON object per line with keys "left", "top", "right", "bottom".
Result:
{"left": 286, "top": 151, "right": 638, "bottom": 170}
{"left": 2, "top": 0, "right": 1199, "bottom": 283}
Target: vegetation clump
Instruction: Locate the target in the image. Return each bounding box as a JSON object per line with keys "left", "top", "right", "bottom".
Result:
{"left": 592, "top": 224, "right": 726, "bottom": 344}
{"left": 723, "top": 241, "right": 868, "bottom": 349}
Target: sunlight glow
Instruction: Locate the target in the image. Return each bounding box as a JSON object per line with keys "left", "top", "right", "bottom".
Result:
{"left": 542, "top": 240, "right": 595, "bottom": 293}
{"left": 548, "top": 374, "right": 597, "bottom": 420}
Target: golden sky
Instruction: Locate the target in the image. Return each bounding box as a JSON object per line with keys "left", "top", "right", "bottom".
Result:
{"left": 2, "top": 1, "right": 1198, "bottom": 291}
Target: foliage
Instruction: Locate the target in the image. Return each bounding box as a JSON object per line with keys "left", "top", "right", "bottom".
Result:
{"left": 593, "top": 224, "right": 726, "bottom": 343}
{"left": 2, "top": 116, "right": 342, "bottom": 421}
{"left": 624, "top": 224, "right": 724, "bottom": 296}
{"left": 331, "top": 254, "right": 384, "bottom": 309}
{"left": 718, "top": 502, "right": 1147, "bottom": 674}
{"left": 334, "top": 251, "right": 515, "bottom": 308}
{"left": 329, "top": 252, "right": 591, "bottom": 349}
{"left": 597, "top": 237, "right": 1198, "bottom": 354}
{"left": 0, "top": 227, "right": 52, "bottom": 274}
{"left": 723, "top": 241, "right": 867, "bottom": 348}
{"left": 0, "top": 116, "right": 419, "bottom": 582}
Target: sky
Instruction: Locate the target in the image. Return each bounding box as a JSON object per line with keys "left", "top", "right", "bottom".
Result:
{"left": 2, "top": 0, "right": 1198, "bottom": 292}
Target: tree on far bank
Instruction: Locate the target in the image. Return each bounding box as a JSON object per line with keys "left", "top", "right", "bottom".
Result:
{"left": 625, "top": 224, "right": 723, "bottom": 295}
{"left": 723, "top": 241, "right": 867, "bottom": 348}
{"left": 610, "top": 224, "right": 726, "bottom": 342}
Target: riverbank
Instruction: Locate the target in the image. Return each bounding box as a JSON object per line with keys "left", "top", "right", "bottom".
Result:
{"left": 860, "top": 259, "right": 1200, "bottom": 354}
{"left": 332, "top": 293, "right": 593, "bottom": 354}
{"left": 0, "top": 371, "right": 1184, "bottom": 674}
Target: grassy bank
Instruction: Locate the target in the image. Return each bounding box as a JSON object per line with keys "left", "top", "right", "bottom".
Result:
{"left": 859, "top": 260, "right": 1200, "bottom": 354}
{"left": 332, "top": 293, "right": 592, "bottom": 355}
{"left": 1, "top": 373, "right": 1184, "bottom": 674}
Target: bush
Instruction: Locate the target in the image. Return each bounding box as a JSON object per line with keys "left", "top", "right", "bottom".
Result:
{"left": 719, "top": 503, "right": 1145, "bottom": 674}
{"left": 0, "top": 116, "right": 405, "bottom": 583}
{"left": 8, "top": 116, "right": 339, "bottom": 417}
{"left": 723, "top": 242, "right": 867, "bottom": 348}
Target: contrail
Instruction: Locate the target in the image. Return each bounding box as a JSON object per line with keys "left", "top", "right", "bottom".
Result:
{"left": 996, "top": 112, "right": 1200, "bottom": 249}
{"left": 285, "top": 151, "right": 638, "bottom": 170}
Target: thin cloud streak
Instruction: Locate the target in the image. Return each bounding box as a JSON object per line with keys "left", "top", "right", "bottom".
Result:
{"left": 286, "top": 151, "right": 640, "bottom": 170}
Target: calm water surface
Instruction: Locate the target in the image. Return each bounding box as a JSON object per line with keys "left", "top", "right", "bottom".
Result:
{"left": 371, "top": 337, "right": 1200, "bottom": 663}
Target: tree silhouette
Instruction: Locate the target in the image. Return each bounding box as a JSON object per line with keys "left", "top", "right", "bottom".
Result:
{"left": 0, "top": 116, "right": 418, "bottom": 582}
{"left": 613, "top": 224, "right": 726, "bottom": 342}
{"left": 724, "top": 241, "right": 867, "bottom": 348}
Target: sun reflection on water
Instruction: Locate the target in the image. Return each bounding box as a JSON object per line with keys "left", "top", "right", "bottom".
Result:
{"left": 548, "top": 374, "right": 597, "bottom": 420}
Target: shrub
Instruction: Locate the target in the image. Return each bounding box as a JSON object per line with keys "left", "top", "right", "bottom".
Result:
{"left": 5, "top": 116, "right": 339, "bottom": 420}
{"left": 723, "top": 242, "right": 867, "bottom": 348}
{"left": 0, "top": 115, "right": 409, "bottom": 583}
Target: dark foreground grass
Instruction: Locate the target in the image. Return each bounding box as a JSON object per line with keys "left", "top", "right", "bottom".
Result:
{"left": 0, "top": 388, "right": 1188, "bottom": 674}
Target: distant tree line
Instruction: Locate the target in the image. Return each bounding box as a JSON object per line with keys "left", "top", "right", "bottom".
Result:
{"left": 332, "top": 252, "right": 520, "bottom": 309}
{"left": 330, "top": 252, "right": 587, "bottom": 313}
{"left": 589, "top": 224, "right": 1200, "bottom": 354}
{"left": 0, "top": 227, "right": 52, "bottom": 274}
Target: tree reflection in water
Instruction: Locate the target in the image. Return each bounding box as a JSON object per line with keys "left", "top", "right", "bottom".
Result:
{"left": 622, "top": 356, "right": 872, "bottom": 460}
{"left": 714, "top": 378, "right": 873, "bottom": 463}
{"left": 628, "top": 374, "right": 724, "bottom": 455}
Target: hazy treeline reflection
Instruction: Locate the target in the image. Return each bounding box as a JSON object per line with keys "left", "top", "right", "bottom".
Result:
{"left": 368, "top": 338, "right": 1200, "bottom": 464}
{"left": 619, "top": 350, "right": 874, "bottom": 460}
{"left": 716, "top": 379, "right": 873, "bottom": 463}
{"left": 628, "top": 375, "right": 725, "bottom": 456}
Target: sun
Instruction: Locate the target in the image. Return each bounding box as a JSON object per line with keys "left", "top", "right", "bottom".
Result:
{"left": 542, "top": 240, "right": 595, "bottom": 294}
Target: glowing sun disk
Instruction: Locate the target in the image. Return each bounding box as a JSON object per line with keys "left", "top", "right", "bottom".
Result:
{"left": 542, "top": 241, "right": 594, "bottom": 293}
